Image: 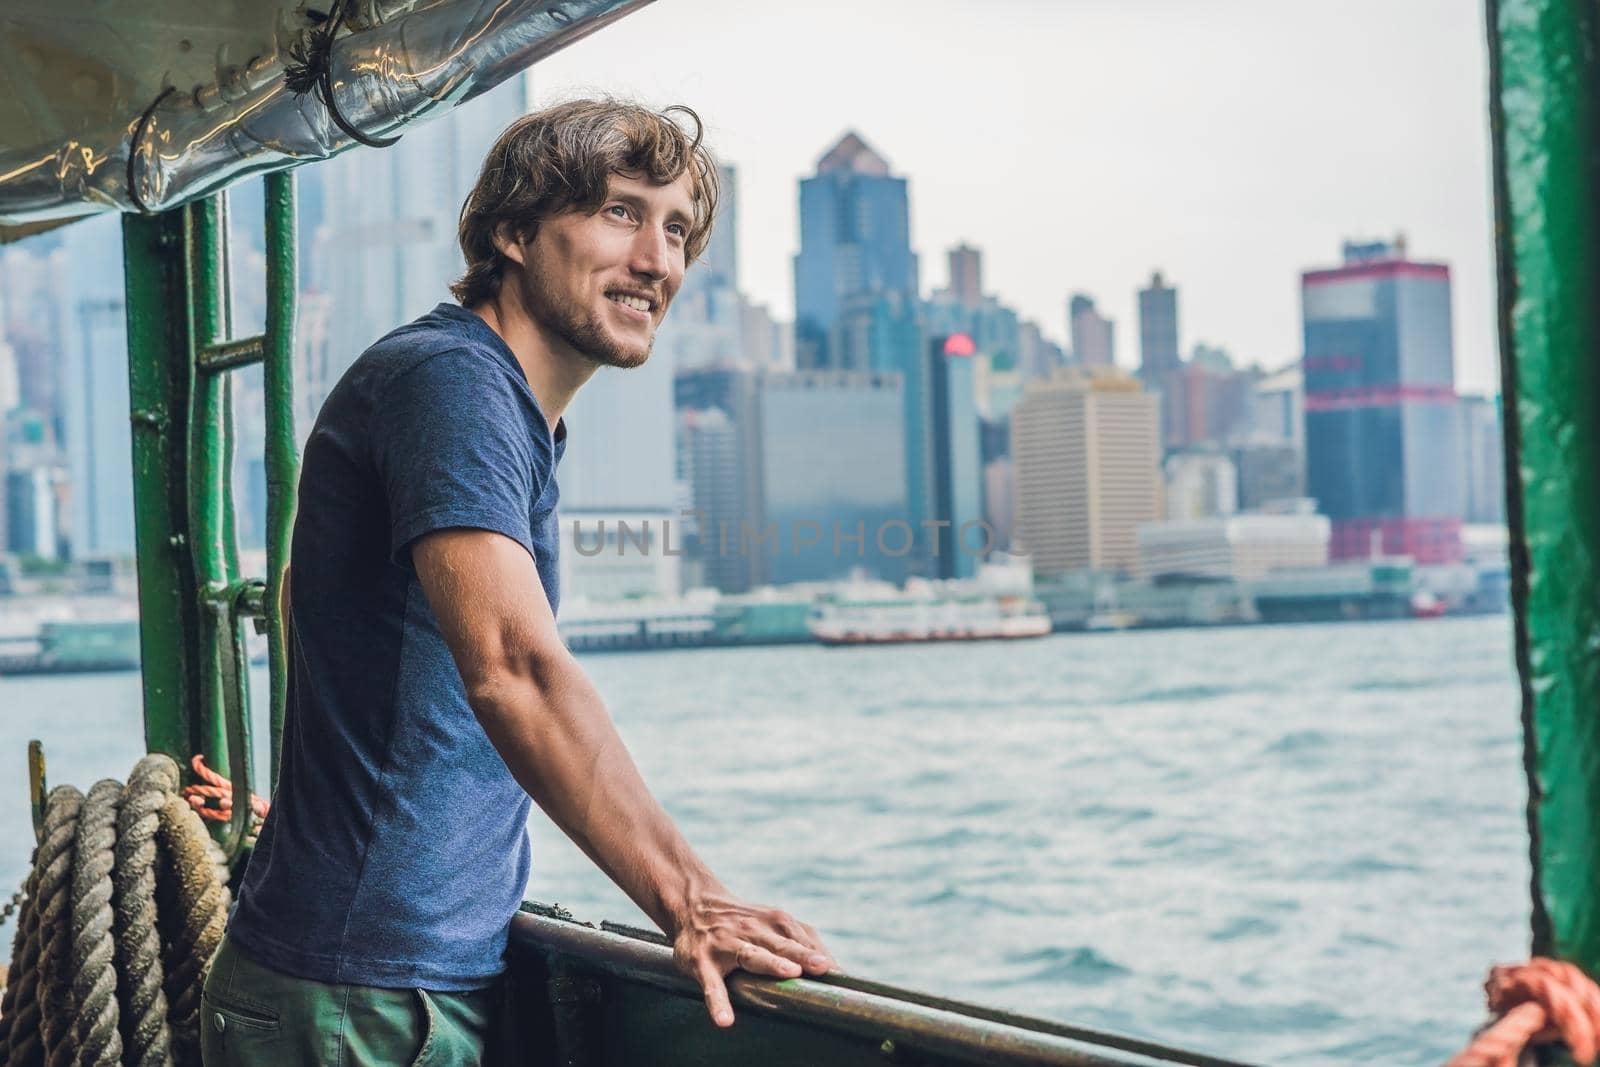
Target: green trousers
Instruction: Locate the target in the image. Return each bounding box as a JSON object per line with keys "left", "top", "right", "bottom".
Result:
{"left": 201, "top": 934, "right": 499, "bottom": 1066}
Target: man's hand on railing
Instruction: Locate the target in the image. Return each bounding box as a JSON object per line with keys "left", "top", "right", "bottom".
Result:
{"left": 670, "top": 890, "right": 836, "bottom": 1028}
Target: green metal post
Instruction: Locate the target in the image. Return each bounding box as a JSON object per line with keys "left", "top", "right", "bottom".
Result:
{"left": 264, "top": 171, "right": 300, "bottom": 791}
{"left": 1487, "top": 0, "right": 1600, "bottom": 966}
{"left": 185, "top": 198, "right": 246, "bottom": 785}
{"left": 123, "top": 210, "right": 204, "bottom": 761}
{"left": 123, "top": 196, "right": 257, "bottom": 853}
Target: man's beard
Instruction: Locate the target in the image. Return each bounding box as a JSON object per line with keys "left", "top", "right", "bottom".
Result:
{"left": 520, "top": 270, "right": 653, "bottom": 370}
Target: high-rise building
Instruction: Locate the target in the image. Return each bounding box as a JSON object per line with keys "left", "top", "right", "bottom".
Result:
{"left": 2, "top": 237, "right": 68, "bottom": 431}
{"left": 947, "top": 243, "right": 983, "bottom": 310}
{"left": 58, "top": 214, "right": 134, "bottom": 558}
{"left": 755, "top": 370, "right": 910, "bottom": 585}
{"left": 1068, "top": 294, "right": 1115, "bottom": 368}
{"left": 737, "top": 298, "right": 791, "bottom": 373}
{"left": 1011, "top": 371, "right": 1161, "bottom": 576}
{"left": 1016, "top": 319, "right": 1065, "bottom": 382}
{"left": 927, "top": 333, "right": 985, "bottom": 578}
{"left": 674, "top": 364, "right": 763, "bottom": 593}
{"left": 1166, "top": 348, "right": 1254, "bottom": 449}
{"left": 700, "top": 162, "right": 739, "bottom": 294}
{"left": 1459, "top": 394, "right": 1506, "bottom": 525}
{"left": 1137, "top": 271, "right": 1181, "bottom": 380}
{"left": 983, "top": 459, "right": 1014, "bottom": 553}
{"left": 834, "top": 289, "right": 935, "bottom": 575}
{"left": 793, "top": 132, "right": 919, "bottom": 371}
{"left": 676, "top": 407, "right": 750, "bottom": 593}
{"left": 1138, "top": 271, "right": 1183, "bottom": 450}
{"left": 1302, "top": 238, "right": 1464, "bottom": 562}
{"left": 4, "top": 467, "right": 59, "bottom": 558}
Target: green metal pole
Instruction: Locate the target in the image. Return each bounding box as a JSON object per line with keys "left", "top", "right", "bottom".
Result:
{"left": 123, "top": 195, "right": 258, "bottom": 850}
{"left": 1487, "top": 0, "right": 1600, "bottom": 967}
{"left": 123, "top": 210, "right": 203, "bottom": 761}
{"left": 263, "top": 170, "right": 300, "bottom": 791}
{"left": 186, "top": 198, "right": 244, "bottom": 781}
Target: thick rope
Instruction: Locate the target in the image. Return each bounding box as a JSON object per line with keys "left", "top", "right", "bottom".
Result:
{"left": 35, "top": 786, "right": 81, "bottom": 1067}
{"left": 113, "top": 757, "right": 176, "bottom": 1067}
{"left": 0, "top": 872, "right": 41, "bottom": 1066}
{"left": 1448, "top": 958, "right": 1600, "bottom": 1067}
{"left": 0, "top": 756, "right": 231, "bottom": 1067}
{"left": 70, "top": 779, "right": 124, "bottom": 1067}
{"left": 154, "top": 793, "right": 230, "bottom": 1066}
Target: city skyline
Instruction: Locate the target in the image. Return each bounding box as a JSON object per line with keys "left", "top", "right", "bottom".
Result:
{"left": 529, "top": 0, "right": 1496, "bottom": 392}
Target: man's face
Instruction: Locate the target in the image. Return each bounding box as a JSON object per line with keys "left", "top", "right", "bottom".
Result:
{"left": 511, "top": 170, "right": 696, "bottom": 369}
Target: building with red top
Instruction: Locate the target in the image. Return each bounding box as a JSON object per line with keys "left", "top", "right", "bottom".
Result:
{"left": 1301, "top": 238, "right": 1464, "bottom": 563}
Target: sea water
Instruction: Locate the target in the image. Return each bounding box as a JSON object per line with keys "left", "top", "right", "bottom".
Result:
{"left": 0, "top": 615, "right": 1526, "bottom": 1064}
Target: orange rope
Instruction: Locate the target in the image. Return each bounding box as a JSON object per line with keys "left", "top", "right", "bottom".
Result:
{"left": 1448, "top": 959, "right": 1600, "bottom": 1067}
{"left": 180, "top": 754, "right": 270, "bottom": 823}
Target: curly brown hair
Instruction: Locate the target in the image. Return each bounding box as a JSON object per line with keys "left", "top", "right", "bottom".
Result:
{"left": 450, "top": 98, "right": 721, "bottom": 308}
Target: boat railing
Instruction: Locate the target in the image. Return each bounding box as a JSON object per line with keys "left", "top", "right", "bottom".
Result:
{"left": 507, "top": 903, "right": 1260, "bottom": 1067}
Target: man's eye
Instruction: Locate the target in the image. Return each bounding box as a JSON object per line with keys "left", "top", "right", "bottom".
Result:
{"left": 666, "top": 223, "right": 687, "bottom": 240}
{"left": 606, "top": 204, "right": 631, "bottom": 219}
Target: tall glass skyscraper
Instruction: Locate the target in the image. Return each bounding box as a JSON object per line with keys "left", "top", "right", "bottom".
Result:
{"left": 1301, "top": 239, "right": 1464, "bottom": 563}
{"left": 927, "top": 334, "right": 984, "bottom": 579}
{"left": 755, "top": 371, "right": 910, "bottom": 586}
{"left": 59, "top": 214, "right": 133, "bottom": 558}
{"left": 793, "top": 132, "right": 919, "bottom": 372}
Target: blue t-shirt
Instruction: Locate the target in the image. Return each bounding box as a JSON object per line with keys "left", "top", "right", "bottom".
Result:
{"left": 230, "top": 302, "right": 567, "bottom": 990}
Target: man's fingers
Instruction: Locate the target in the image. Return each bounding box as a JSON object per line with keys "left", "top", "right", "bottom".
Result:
{"left": 773, "top": 915, "right": 835, "bottom": 967}
{"left": 733, "top": 941, "right": 803, "bottom": 979}
{"left": 747, "top": 928, "right": 833, "bottom": 973}
{"left": 697, "top": 959, "right": 735, "bottom": 1028}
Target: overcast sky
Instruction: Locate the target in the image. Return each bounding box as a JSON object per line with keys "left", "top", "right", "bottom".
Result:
{"left": 531, "top": 0, "right": 1497, "bottom": 393}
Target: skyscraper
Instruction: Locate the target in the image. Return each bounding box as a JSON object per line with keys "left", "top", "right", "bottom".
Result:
{"left": 59, "top": 214, "right": 134, "bottom": 558}
{"left": 947, "top": 243, "right": 983, "bottom": 310}
{"left": 792, "top": 132, "right": 919, "bottom": 371}
{"left": 1301, "top": 238, "right": 1464, "bottom": 562}
{"left": 1011, "top": 371, "right": 1161, "bottom": 576}
{"left": 1138, "top": 271, "right": 1183, "bottom": 450}
{"left": 676, "top": 407, "right": 749, "bottom": 593}
{"left": 1459, "top": 394, "right": 1506, "bottom": 525}
{"left": 1137, "top": 271, "right": 1181, "bottom": 380}
{"left": 700, "top": 162, "right": 739, "bottom": 294}
{"left": 755, "top": 370, "right": 910, "bottom": 585}
{"left": 1068, "top": 294, "right": 1115, "bottom": 368}
{"left": 927, "top": 333, "right": 985, "bottom": 578}
{"left": 674, "top": 363, "right": 763, "bottom": 592}
{"left": 4, "top": 468, "right": 58, "bottom": 557}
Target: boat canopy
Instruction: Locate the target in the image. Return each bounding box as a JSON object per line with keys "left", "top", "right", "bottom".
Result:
{"left": 0, "top": 0, "right": 651, "bottom": 241}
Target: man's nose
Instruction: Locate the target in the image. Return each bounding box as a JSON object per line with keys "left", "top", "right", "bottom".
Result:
{"left": 630, "top": 225, "right": 671, "bottom": 281}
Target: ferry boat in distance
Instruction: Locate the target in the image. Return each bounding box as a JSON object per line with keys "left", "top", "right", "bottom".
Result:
{"left": 806, "top": 579, "right": 1052, "bottom": 646}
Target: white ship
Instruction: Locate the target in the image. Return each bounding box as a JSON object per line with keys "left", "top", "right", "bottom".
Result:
{"left": 806, "top": 583, "right": 1052, "bottom": 646}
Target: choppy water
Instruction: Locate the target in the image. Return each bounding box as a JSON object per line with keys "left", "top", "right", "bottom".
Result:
{"left": 0, "top": 615, "right": 1527, "bottom": 1065}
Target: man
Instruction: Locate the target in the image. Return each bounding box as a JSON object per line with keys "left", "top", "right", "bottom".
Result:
{"left": 201, "top": 99, "right": 833, "bottom": 1065}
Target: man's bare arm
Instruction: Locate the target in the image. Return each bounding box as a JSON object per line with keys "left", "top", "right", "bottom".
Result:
{"left": 412, "top": 527, "right": 834, "bottom": 1026}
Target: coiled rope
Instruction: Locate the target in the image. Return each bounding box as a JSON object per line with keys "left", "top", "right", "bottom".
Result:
{"left": 0, "top": 755, "right": 231, "bottom": 1067}
{"left": 1448, "top": 958, "right": 1600, "bottom": 1066}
